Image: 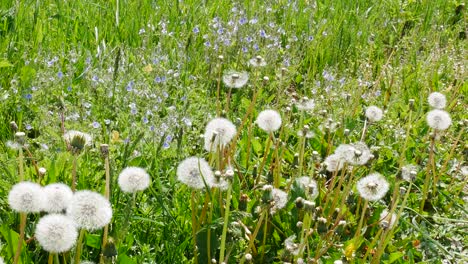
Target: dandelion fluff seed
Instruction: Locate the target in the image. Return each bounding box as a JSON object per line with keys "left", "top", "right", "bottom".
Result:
{"left": 428, "top": 92, "right": 446, "bottom": 109}
{"left": 256, "top": 109, "right": 282, "bottom": 133}
{"left": 356, "top": 173, "right": 389, "bottom": 201}
{"left": 365, "top": 106, "right": 383, "bottom": 122}
{"left": 35, "top": 214, "right": 78, "bottom": 253}
{"left": 67, "top": 190, "right": 112, "bottom": 231}
{"left": 203, "top": 118, "right": 236, "bottom": 152}
{"left": 118, "top": 167, "right": 151, "bottom": 193}
{"left": 8, "top": 181, "right": 45, "bottom": 213}
{"left": 177, "top": 157, "right": 215, "bottom": 189}
{"left": 43, "top": 183, "right": 73, "bottom": 213}
{"left": 426, "top": 109, "right": 451, "bottom": 130}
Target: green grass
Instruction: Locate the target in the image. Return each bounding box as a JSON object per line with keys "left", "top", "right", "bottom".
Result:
{"left": 0, "top": 0, "right": 467, "bottom": 263}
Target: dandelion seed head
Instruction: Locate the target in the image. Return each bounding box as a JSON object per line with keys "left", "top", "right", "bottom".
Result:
{"left": 256, "top": 109, "right": 282, "bottom": 133}
{"left": 428, "top": 92, "right": 446, "bottom": 109}
{"left": 296, "top": 177, "right": 318, "bottom": 200}
{"left": 379, "top": 209, "right": 397, "bottom": 229}
{"left": 8, "top": 181, "right": 44, "bottom": 213}
{"left": 118, "top": 167, "right": 151, "bottom": 193}
{"left": 67, "top": 190, "right": 112, "bottom": 231}
{"left": 270, "top": 188, "right": 288, "bottom": 214}
{"left": 296, "top": 98, "right": 315, "bottom": 111}
{"left": 323, "top": 154, "right": 344, "bottom": 172}
{"left": 401, "top": 164, "right": 419, "bottom": 182}
{"left": 222, "top": 70, "right": 249, "bottom": 88}
{"left": 177, "top": 157, "right": 214, "bottom": 189}
{"left": 43, "top": 183, "right": 73, "bottom": 213}
{"left": 365, "top": 105, "right": 383, "bottom": 122}
{"left": 35, "top": 214, "right": 78, "bottom": 253}
{"left": 64, "top": 130, "right": 92, "bottom": 151}
{"left": 248, "top": 55, "right": 267, "bottom": 67}
{"left": 426, "top": 109, "right": 451, "bottom": 130}
{"left": 356, "top": 173, "right": 389, "bottom": 201}
{"left": 204, "top": 118, "right": 236, "bottom": 152}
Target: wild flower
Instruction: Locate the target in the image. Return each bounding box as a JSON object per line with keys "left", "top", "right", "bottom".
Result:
{"left": 222, "top": 70, "right": 249, "bottom": 88}
{"left": 365, "top": 105, "right": 383, "bottom": 122}
{"left": 426, "top": 109, "right": 451, "bottom": 131}
{"left": 203, "top": 118, "right": 237, "bottom": 152}
{"left": 8, "top": 181, "right": 44, "bottom": 213}
{"left": 296, "top": 98, "right": 315, "bottom": 111}
{"left": 323, "top": 154, "right": 344, "bottom": 172}
{"left": 428, "top": 92, "right": 446, "bottom": 109}
{"left": 177, "top": 157, "right": 214, "bottom": 189}
{"left": 379, "top": 209, "right": 397, "bottom": 229}
{"left": 295, "top": 177, "right": 319, "bottom": 200}
{"left": 401, "top": 164, "right": 419, "bottom": 182}
{"left": 63, "top": 130, "right": 92, "bottom": 151}
{"left": 270, "top": 188, "right": 288, "bottom": 214}
{"left": 256, "top": 109, "right": 282, "bottom": 133}
{"left": 118, "top": 167, "right": 151, "bottom": 193}
{"left": 35, "top": 214, "right": 78, "bottom": 253}
{"left": 248, "top": 55, "right": 267, "bottom": 67}
{"left": 284, "top": 235, "right": 299, "bottom": 255}
{"left": 356, "top": 173, "right": 389, "bottom": 201}
{"left": 67, "top": 190, "right": 113, "bottom": 231}
{"left": 336, "top": 142, "right": 371, "bottom": 165}
{"left": 43, "top": 183, "right": 73, "bottom": 213}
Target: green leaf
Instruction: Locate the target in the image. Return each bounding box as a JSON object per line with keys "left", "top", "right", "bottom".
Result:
{"left": 118, "top": 254, "right": 137, "bottom": 264}
{"left": 85, "top": 233, "right": 102, "bottom": 249}
{"left": 0, "top": 60, "right": 13, "bottom": 68}
{"left": 386, "top": 252, "right": 405, "bottom": 264}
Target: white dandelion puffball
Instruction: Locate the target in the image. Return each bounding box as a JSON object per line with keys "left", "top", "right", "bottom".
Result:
{"left": 401, "top": 164, "right": 419, "bottom": 182}
{"left": 270, "top": 188, "right": 288, "bottom": 214}
{"left": 222, "top": 70, "right": 249, "bottom": 88}
{"left": 323, "top": 154, "right": 344, "bottom": 172}
{"left": 177, "top": 157, "right": 215, "bottom": 189}
{"left": 203, "top": 118, "right": 237, "bottom": 152}
{"left": 296, "top": 177, "right": 319, "bottom": 200}
{"left": 0, "top": 257, "right": 4, "bottom": 264}
{"left": 428, "top": 92, "right": 446, "bottom": 109}
{"left": 296, "top": 98, "right": 315, "bottom": 111}
{"left": 256, "top": 109, "right": 282, "bottom": 133}
{"left": 67, "top": 190, "right": 112, "bottom": 231}
{"left": 379, "top": 209, "right": 397, "bottom": 229}
{"left": 356, "top": 173, "right": 389, "bottom": 201}
{"left": 335, "top": 142, "right": 371, "bottom": 166}
{"left": 118, "top": 167, "right": 151, "bottom": 193}
{"left": 43, "top": 183, "right": 73, "bottom": 213}
{"left": 8, "top": 181, "right": 44, "bottom": 213}
{"left": 64, "top": 130, "right": 92, "bottom": 150}
{"left": 248, "top": 56, "right": 267, "bottom": 67}
{"left": 35, "top": 214, "right": 78, "bottom": 253}
{"left": 365, "top": 106, "right": 383, "bottom": 122}
{"left": 426, "top": 109, "right": 451, "bottom": 131}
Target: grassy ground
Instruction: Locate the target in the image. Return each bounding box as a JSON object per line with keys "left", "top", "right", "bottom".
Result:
{"left": 0, "top": 0, "right": 467, "bottom": 263}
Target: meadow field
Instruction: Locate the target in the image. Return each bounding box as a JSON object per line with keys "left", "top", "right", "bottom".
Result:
{"left": 0, "top": 0, "right": 467, "bottom": 263}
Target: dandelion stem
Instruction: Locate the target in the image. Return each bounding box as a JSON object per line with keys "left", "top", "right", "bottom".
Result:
{"left": 18, "top": 148, "right": 24, "bottom": 181}
{"left": 261, "top": 211, "right": 268, "bottom": 263}
{"left": 48, "top": 253, "right": 53, "bottom": 264}
{"left": 420, "top": 132, "right": 435, "bottom": 213}
{"left": 216, "top": 61, "right": 223, "bottom": 117}
{"left": 71, "top": 154, "right": 78, "bottom": 192}
{"left": 240, "top": 209, "right": 267, "bottom": 264}
{"left": 13, "top": 212, "right": 26, "bottom": 264}
{"left": 355, "top": 199, "right": 368, "bottom": 238}
{"left": 219, "top": 181, "right": 232, "bottom": 263}
{"left": 256, "top": 133, "right": 272, "bottom": 185}
{"left": 74, "top": 229, "right": 86, "bottom": 264}
{"left": 101, "top": 145, "right": 111, "bottom": 262}
{"left": 191, "top": 191, "right": 199, "bottom": 264}
{"left": 54, "top": 253, "right": 60, "bottom": 264}
{"left": 360, "top": 118, "right": 368, "bottom": 142}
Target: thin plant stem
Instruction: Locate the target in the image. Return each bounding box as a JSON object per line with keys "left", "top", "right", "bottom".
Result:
{"left": 18, "top": 148, "right": 24, "bottom": 181}
{"left": 216, "top": 61, "right": 223, "bottom": 116}
{"left": 13, "top": 212, "right": 27, "bottom": 264}
{"left": 261, "top": 211, "right": 269, "bottom": 263}
{"left": 219, "top": 181, "right": 233, "bottom": 263}
{"left": 420, "top": 132, "right": 435, "bottom": 212}
{"left": 362, "top": 228, "right": 383, "bottom": 261}
{"left": 54, "top": 253, "right": 60, "bottom": 264}
{"left": 239, "top": 209, "right": 267, "bottom": 264}
{"left": 71, "top": 154, "right": 78, "bottom": 192}
{"left": 355, "top": 199, "right": 369, "bottom": 238}
{"left": 256, "top": 132, "right": 272, "bottom": 185}
{"left": 74, "top": 229, "right": 86, "bottom": 264}
{"left": 101, "top": 145, "right": 111, "bottom": 263}
{"left": 225, "top": 87, "right": 233, "bottom": 114}
{"left": 360, "top": 118, "right": 368, "bottom": 142}
{"left": 191, "top": 191, "right": 199, "bottom": 264}
{"left": 48, "top": 253, "right": 53, "bottom": 264}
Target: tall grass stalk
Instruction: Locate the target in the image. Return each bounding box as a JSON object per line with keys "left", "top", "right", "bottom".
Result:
{"left": 219, "top": 180, "right": 232, "bottom": 263}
